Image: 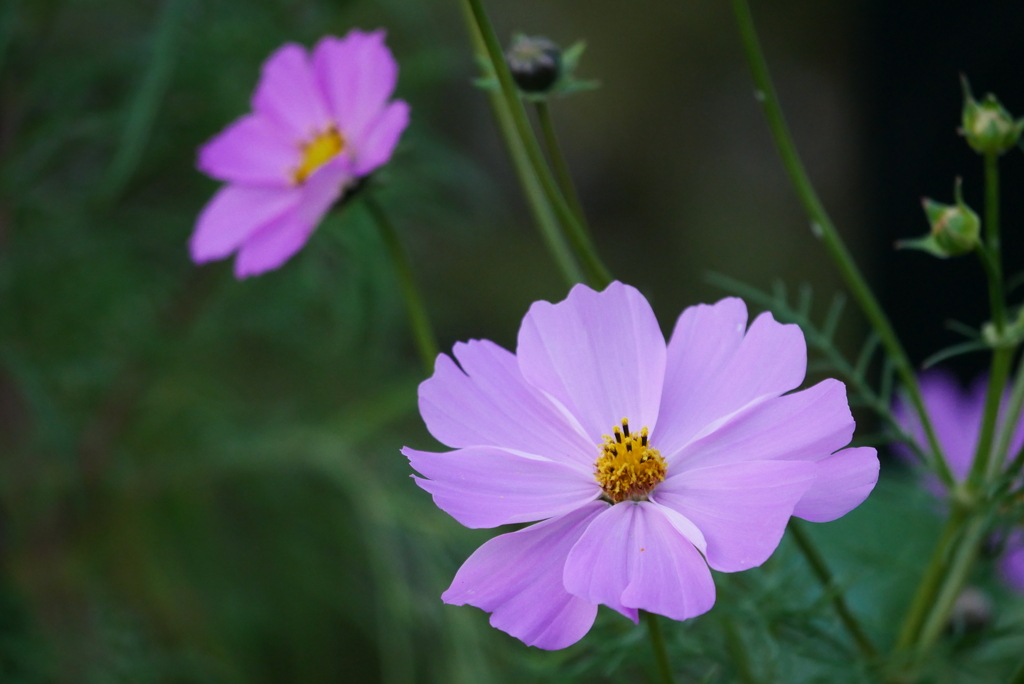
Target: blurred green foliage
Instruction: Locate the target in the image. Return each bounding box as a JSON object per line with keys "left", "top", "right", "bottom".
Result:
{"left": 2, "top": 0, "right": 1024, "bottom": 682}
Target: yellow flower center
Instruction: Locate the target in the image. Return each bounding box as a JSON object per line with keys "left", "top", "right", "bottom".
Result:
{"left": 595, "top": 418, "right": 667, "bottom": 503}
{"left": 293, "top": 126, "right": 345, "bottom": 184}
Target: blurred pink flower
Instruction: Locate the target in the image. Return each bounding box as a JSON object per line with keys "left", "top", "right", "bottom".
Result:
{"left": 404, "top": 282, "right": 878, "bottom": 649}
{"left": 190, "top": 30, "right": 409, "bottom": 278}
{"left": 893, "top": 372, "right": 1024, "bottom": 592}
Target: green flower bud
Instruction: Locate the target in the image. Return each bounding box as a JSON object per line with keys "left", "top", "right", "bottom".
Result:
{"left": 898, "top": 179, "right": 980, "bottom": 258}
{"left": 506, "top": 35, "right": 562, "bottom": 94}
{"left": 960, "top": 75, "right": 1024, "bottom": 155}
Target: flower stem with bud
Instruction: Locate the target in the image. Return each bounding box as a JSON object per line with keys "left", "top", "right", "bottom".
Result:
{"left": 729, "top": 0, "right": 954, "bottom": 489}
{"left": 459, "top": 4, "right": 583, "bottom": 286}
{"left": 968, "top": 151, "right": 1011, "bottom": 486}
{"left": 460, "top": 0, "right": 612, "bottom": 289}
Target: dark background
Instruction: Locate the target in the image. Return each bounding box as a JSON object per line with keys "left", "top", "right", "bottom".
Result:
{"left": 867, "top": 0, "right": 1024, "bottom": 377}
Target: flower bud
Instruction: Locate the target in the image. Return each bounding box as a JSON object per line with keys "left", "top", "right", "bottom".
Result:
{"left": 947, "top": 586, "right": 993, "bottom": 634}
{"left": 898, "top": 179, "right": 980, "bottom": 258}
{"left": 505, "top": 35, "right": 562, "bottom": 94}
{"left": 961, "top": 75, "right": 1024, "bottom": 155}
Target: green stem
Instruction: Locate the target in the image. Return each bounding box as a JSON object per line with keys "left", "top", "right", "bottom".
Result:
{"left": 460, "top": 0, "right": 612, "bottom": 288}
{"left": 893, "top": 505, "right": 991, "bottom": 655}
{"left": 993, "top": 353, "right": 1024, "bottom": 479}
{"left": 643, "top": 611, "right": 675, "bottom": 684}
{"left": 1010, "top": 657, "right": 1024, "bottom": 684}
{"left": 729, "top": 0, "right": 954, "bottom": 489}
{"left": 977, "top": 245, "right": 1005, "bottom": 332}
{"left": 788, "top": 520, "right": 878, "bottom": 660}
{"left": 985, "top": 152, "right": 1005, "bottom": 331}
{"left": 364, "top": 197, "right": 440, "bottom": 374}
{"left": 722, "top": 618, "right": 758, "bottom": 684}
{"left": 894, "top": 507, "right": 966, "bottom": 651}
{"left": 459, "top": 4, "right": 583, "bottom": 287}
{"left": 535, "top": 100, "right": 588, "bottom": 226}
{"left": 913, "top": 514, "right": 988, "bottom": 651}
{"left": 1004, "top": 439, "right": 1024, "bottom": 488}
{"left": 968, "top": 346, "right": 1013, "bottom": 487}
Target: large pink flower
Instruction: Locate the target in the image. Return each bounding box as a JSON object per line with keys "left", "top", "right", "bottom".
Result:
{"left": 403, "top": 282, "right": 879, "bottom": 650}
{"left": 191, "top": 30, "right": 409, "bottom": 278}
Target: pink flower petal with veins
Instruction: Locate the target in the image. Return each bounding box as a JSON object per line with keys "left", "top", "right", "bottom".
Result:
{"left": 191, "top": 30, "right": 409, "bottom": 278}
{"left": 406, "top": 282, "right": 878, "bottom": 649}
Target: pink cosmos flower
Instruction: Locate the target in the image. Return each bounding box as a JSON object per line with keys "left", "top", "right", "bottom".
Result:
{"left": 190, "top": 30, "right": 409, "bottom": 278}
{"left": 403, "top": 282, "right": 879, "bottom": 649}
{"left": 894, "top": 371, "right": 1024, "bottom": 592}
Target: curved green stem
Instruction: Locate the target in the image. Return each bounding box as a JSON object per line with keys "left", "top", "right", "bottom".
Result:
{"left": 788, "top": 520, "right": 878, "bottom": 661}
{"left": 894, "top": 505, "right": 991, "bottom": 656}
{"left": 364, "top": 197, "right": 439, "bottom": 374}
{"left": 459, "top": 4, "right": 583, "bottom": 287}
{"left": 461, "top": 0, "right": 612, "bottom": 289}
{"left": 894, "top": 506, "right": 969, "bottom": 651}
{"left": 729, "top": 0, "right": 954, "bottom": 489}
{"left": 913, "top": 514, "right": 988, "bottom": 651}
{"left": 643, "top": 611, "right": 675, "bottom": 684}
{"left": 535, "top": 100, "right": 588, "bottom": 227}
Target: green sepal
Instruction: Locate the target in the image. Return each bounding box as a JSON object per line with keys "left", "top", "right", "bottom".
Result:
{"left": 899, "top": 178, "right": 980, "bottom": 258}
{"left": 526, "top": 40, "right": 601, "bottom": 101}
{"left": 473, "top": 38, "right": 601, "bottom": 100}
{"left": 896, "top": 234, "right": 951, "bottom": 258}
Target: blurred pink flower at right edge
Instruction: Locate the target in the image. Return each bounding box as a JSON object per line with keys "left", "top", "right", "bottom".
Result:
{"left": 190, "top": 29, "right": 409, "bottom": 278}
{"left": 893, "top": 371, "right": 1024, "bottom": 592}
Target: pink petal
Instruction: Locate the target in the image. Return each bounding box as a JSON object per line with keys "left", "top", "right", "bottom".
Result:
{"left": 197, "top": 114, "right": 297, "bottom": 186}
{"left": 404, "top": 446, "right": 599, "bottom": 528}
{"left": 418, "top": 339, "right": 595, "bottom": 468}
{"left": 517, "top": 282, "right": 666, "bottom": 444}
{"left": 252, "top": 43, "right": 332, "bottom": 140}
{"left": 656, "top": 304, "right": 806, "bottom": 459}
{"left": 190, "top": 184, "right": 300, "bottom": 263}
{"left": 313, "top": 30, "right": 398, "bottom": 144}
{"left": 893, "top": 371, "right": 977, "bottom": 478}
{"left": 563, "top": 502, "right": 715, "bottom": 623}
{"left": 652, "top": 460, "right": 816, "bottom": 572}
{"left": 442, "top": 502, "right": 605, "bottom": 650}
{"left": 233, "top": 161, "right": 349, "bottom": 277}
{"left": 792, "top": 447, "right": 879, "bottom": 523}
{"left": 999, "top": 533, "right": 1024, "bottom": 593}
{"left": 351, "top": 100, "right": 409, "bottom": 176}
{"left": 669, "top": 378, "right": 854, "bottom": 471}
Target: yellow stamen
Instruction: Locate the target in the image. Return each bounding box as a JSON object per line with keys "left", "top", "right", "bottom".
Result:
{"left": 293, "top": 126, "right": 344, "bottom": 184}
{"left": 595, "top": 418, "right": 666, "bottom": 503}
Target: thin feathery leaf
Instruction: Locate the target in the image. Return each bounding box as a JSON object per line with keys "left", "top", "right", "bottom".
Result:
{"left": 854, "top": 333, "right": 881, "bottom": 382}
{"left": 945, "top": 319, "right": 981, "bottom": 340}
{"left": 922, "top": 340, "right": 990, "bottom": 369}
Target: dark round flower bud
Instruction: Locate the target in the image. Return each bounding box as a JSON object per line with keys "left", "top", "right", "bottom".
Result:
{"left": 505, "top": 35, "right": 562, "bottom": 94}
{"left": 961, "top": 75, "right": 1024, "bottom": 156}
